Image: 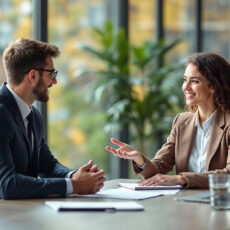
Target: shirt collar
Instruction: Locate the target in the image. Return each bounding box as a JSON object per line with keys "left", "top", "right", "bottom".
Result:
{"left": 195, "top": 110, "right": 216, "bottom": 129}
{"left": 6, "top": 84, "right": 31, "bottom": 120}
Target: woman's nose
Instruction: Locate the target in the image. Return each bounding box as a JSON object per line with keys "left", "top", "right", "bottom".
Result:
{"left": 183, "top": 81, "right": 191, "bottom": 90}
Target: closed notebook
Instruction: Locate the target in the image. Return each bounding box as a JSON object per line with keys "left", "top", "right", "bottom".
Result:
{"left": 118, "top": 182, "right": 182, "bottom": 190}
{"left": 174, "top": 191, "right": 210, "bottom": 203}
{"left": 45, "top": 201, "right": 144, "bottom": 212}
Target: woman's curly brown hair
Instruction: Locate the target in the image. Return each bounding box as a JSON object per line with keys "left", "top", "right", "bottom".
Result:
{"left": 186, "top": 52, "right": 230, "bottom": 112}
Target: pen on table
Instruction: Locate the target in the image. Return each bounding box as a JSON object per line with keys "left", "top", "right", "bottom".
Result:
{"left": 58, "top": 208, "right": 116, "bottom": 212}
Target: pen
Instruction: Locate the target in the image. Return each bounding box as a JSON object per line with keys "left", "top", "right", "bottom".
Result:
{"left": 58, "top": 208, "right": 116, "bottom": 212}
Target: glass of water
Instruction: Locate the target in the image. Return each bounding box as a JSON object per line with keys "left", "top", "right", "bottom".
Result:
{"left": 209, "top": 174, "right": 230, "bottom": 210}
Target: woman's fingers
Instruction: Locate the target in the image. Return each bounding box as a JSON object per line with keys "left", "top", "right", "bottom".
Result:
{"left": 106, "top": 146, "right": 130, "bottom": 159}
{"left": 105, "top": 146, "right": 117, "bottom": 155}
{"left": 111, "top": 138, "right": 126, "bottom": 147}
{"left": 106, "top": 138, "right": 137, "bottom": 160}
{"left": 139, "top": 175, "right": 180, "bottom": 186}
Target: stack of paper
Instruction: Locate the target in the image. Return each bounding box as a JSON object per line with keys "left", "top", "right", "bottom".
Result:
{"left": 77, "top": 186, "right": 180, "bottom": 200}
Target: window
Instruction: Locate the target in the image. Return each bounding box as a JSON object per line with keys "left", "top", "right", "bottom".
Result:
{"left": 48, "top": 0, "right": 110, "bottom": 176}
{"left": 129, "top": 0, "right": 156, "bottom": 45}
{"left": 203, "top": 0, "right": 230, "bottom": 58}
{"left": 0, "top": 0, "right": 32, "bottom": 84}
{"left": 164, "top": 0, "right": 195, "bottom": 60}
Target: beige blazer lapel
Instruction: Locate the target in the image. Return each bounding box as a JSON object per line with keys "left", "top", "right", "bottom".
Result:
{"left": 206, "top": 110, "right": 225, "bottom": 171}
{"left": 179, "top": 111, "right": 197, "bottom": 172}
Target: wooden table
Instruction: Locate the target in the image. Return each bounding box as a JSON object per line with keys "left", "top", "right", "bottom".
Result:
{"left": 0, "top": 179, "right": 230, "bottom": 230}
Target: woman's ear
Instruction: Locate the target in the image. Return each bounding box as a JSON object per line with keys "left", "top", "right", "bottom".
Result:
{"left": 210, "top": 87, "right": 215, "bottom": 95}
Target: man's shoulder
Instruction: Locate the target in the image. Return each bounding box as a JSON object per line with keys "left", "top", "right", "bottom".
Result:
{"left": 0, "top": 100, "right": 14, "bottom": 136}
{"left": 0, "top": 98, "right": 11, "bottom": 116}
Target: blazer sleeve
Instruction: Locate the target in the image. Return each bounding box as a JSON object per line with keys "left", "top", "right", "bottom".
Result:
{"left": 132, "top": 114, "right": 180, "bottom": 179}
{"left": 0, "top": 108, "right": 68, "bottom": 199}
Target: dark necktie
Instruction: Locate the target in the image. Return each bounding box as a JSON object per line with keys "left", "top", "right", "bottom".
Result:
{"left": 27, "top": 111, "right": 34, "bottom": 146}
{"left": 27, "top": 111, "right": 36, "bottom": 176}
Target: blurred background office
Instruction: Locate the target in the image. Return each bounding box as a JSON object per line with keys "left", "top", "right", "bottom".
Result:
{"left": 0, "top": 0, "right": 230, "bottom": 179}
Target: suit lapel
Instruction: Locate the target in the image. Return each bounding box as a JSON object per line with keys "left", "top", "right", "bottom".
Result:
{"left": 0, "top": 83, "right": 30, "bottom": 149}
{"left": 0, "top": 83, "right": 38, "bottom": 176}
{"left": 206, "top": 110, "right": 225, "bottom": 170}
{"left": 179, "top": 111, "right": 197, "bottom": 172}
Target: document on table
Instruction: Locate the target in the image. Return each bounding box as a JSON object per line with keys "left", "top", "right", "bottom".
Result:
{"left": 76, "top": 187, "right": 180, "bottom": 200}
{"left": 45, "top": 201, "right": 144, "bottom": 212}
{"left": 118, "top": 182, "right": 182, "bottom": 190}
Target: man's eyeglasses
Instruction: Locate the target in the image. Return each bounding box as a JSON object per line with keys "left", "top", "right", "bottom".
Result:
{"left": 35, "top": 68, "right": 58, "bottom": 80}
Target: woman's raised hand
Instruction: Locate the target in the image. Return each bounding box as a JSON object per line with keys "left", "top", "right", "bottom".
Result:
{"left": 105, "top": 138, "right": 144, "bottom": 166}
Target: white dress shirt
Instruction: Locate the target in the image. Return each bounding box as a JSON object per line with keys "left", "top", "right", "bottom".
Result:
{"left": 6, "top": 84, "right": 73, "bottom": 195}
{"left": 188, "top": 110, "right": 216, "bottom": 173}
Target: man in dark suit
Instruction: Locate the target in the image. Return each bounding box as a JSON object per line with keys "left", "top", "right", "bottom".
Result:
{"left": 0, "top": 38, "right": 105, "bottom": 199}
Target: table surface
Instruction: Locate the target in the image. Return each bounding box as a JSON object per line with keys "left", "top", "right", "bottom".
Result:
{"left": 0, "top": 179, "right": 229, "bottom": 230}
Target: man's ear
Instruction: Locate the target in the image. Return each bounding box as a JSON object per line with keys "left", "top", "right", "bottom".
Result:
{"left": 27, "top": 69, "right": 38, "bottom": 84}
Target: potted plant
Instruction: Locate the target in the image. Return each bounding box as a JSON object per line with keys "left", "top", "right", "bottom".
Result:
{"left": 76, "top": 21, "right": 184, "bottom": 153}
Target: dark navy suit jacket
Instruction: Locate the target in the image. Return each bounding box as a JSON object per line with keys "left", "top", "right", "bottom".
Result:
{"left": 0, "top": 83, "right": 72, "bottom": 199}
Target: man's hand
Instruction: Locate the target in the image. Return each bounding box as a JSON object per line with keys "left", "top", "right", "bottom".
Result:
{"left": 105, "top": 138, "right": 144, "bottom": 166}
{"left": 71, "top": 160, "right": 105, "bottom": 194}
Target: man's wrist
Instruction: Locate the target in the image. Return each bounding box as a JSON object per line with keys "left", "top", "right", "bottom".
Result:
{"left": 66, "top": 170, "right": 76, "bottom": 178}
{"left": 65, "top": 178, "right": 73, "bottom": 195}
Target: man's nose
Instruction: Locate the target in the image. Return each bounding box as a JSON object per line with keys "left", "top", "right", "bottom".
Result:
{"left": 52, "top": 78, "right": 57, "bottom": 84}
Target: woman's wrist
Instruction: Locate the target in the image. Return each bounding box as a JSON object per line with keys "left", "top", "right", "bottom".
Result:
{"left": 178, "top": 175, "right": 188, "bottom": 186}
{"left": 134, "top": 153, "right": 145, "bottom": 167}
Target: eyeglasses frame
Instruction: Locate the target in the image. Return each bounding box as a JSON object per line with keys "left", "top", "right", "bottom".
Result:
{"left": 35, "top": 68, "right": 58, "bottom": 80}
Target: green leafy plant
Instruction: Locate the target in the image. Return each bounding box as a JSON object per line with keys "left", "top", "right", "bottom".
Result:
{"left": 76, "top": 21, "right": 185, "bottom": 153}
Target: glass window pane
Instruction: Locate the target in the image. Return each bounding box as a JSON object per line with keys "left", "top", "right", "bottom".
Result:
{"left": 164, "top": 0, "right": 195, "bottom": 60}
{"left": 129, "top": 0, "right": 156, "bottom": 45}
{"left": 0, "top": 0, "right": 32, "bottom": 84}
{"left": 48, "top": 0, "right": 109, "bottom": 175}
{"left": 203, "top": 0, "right": 230, "bottom": 59}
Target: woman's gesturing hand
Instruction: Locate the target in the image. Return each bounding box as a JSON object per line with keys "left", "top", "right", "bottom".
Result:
{"left": 105, "top": 138, "right": 145, "bottom": 166}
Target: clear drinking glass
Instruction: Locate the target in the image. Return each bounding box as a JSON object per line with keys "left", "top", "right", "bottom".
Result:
{"left": 209, "top": 174, "right": 230, "bottom": 210}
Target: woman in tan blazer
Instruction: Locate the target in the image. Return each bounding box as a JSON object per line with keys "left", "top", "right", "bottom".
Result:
{"left": 106, "top": 52, "right": 230, "bottom": 188}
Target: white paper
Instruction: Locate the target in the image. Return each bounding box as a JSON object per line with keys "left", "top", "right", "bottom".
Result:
{"left": 45, "top": 201, "right": 144, "bottom": 211}
{"left": 76, "top": 187, "right": 180, "bottom": 200}
{"left": 118, "top": 182, "right": 182, "bottom": 190}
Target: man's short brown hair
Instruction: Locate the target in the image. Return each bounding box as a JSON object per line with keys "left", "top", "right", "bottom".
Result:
{"left": 2, "top": 38, "right": 60, "bottom": 85}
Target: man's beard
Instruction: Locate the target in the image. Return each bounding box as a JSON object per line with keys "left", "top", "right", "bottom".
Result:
{"left": 33, "top": 77, "right": 50, "bottom": 102}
